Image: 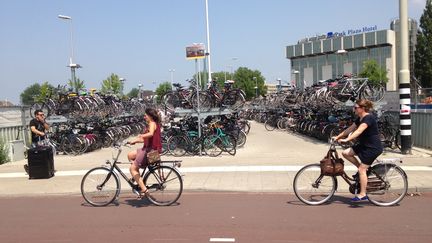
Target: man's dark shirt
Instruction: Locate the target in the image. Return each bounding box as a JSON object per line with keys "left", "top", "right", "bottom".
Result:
{"left": 29, "top": 118, "right": 45, "bottom": 143}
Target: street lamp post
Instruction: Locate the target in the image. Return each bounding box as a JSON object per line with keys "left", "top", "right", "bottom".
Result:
{"left": 138, "top": 84, "right": 142, "bottom": 99}
{"left": 277, "top": 78, "right": 282, "bottom": 92}
{"left": 231, "top": 57, "right": 238, "bottom": 80}
{"left": 58, "top": 14, "right": 81, "bottom": 93}
{"left": 225, "top": 57, "right": 238, "bottom": 81}
{"left": 292, "top": 70, "right": 300, "bottom": 90}
{"left": 169, "top": 69, "right": 175, "bottom": 86}
{"left": 119, "top": 78, "right": 125, "bottom": 96}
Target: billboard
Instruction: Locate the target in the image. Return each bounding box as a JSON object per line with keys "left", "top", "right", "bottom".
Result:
{"left": 186, "top": 43, "right": 206, "bottom": 60}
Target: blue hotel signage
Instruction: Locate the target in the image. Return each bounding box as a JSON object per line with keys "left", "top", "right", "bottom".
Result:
{"left": 298, "top": 25, "right": 378, "bottom": 43}
{"left": 327, "top": 25, "right": 378, "bottom": 38}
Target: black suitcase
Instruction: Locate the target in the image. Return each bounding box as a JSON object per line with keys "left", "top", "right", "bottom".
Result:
{"left": 28, "top": 146, "right": 55, "bottom": 179}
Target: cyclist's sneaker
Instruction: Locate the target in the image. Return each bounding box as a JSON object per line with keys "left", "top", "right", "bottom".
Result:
{"left": 351, "top": 195, "right": 369, "bottom": 202}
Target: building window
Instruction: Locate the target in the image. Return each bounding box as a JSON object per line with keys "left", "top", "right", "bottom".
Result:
{"left": 286, "top": 46, "right": 295, "bottom": 58}
{"left": 343, "top": 36, "right": 353, "bottom": 49}
{"left": 333, "top": 38, "right": 342, "bottom": 51}
{"left": 313, "top": 41, "right": 322, "bottom": 54}
{"left": 295, "top": 44, "right": 303, "bottom": 56}
{"left": 323, "top": 39, "right": 332, "bottom": 52}
{"left": 354, "top": 34, "right": 364, "bottom": 48}
{"left": 304, "top": 42, "right": 312, "bottom": 55}
{"left": 376, "top": 30, "right": 388, "bottom": 45}
{"left": 365, "top": 32, "right": 376, "bottom": 46}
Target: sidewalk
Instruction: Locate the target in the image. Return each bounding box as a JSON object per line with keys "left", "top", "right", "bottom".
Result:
{"left": 1, "top": 121, "right": 431, "bottom": 197}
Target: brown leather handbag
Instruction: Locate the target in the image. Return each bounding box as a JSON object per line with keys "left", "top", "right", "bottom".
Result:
{"left": 320, "top": 149, "right": 344, "bottom": 176}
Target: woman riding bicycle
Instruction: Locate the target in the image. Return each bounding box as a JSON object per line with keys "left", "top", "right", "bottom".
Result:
{"left": 333, "top": 99, "right": 383, "bottom": 202}
{"left": 127, "top": 108, "right": 162, "bottom": 198}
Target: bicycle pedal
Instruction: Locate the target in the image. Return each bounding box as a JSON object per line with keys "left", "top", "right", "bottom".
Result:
{"left": 132, "top": 188, "right": 140, "bottom": 196}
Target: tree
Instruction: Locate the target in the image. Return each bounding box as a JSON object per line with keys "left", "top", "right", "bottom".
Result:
{"left": 39, "top": 82, "right": 55, "bottom": 101}
{"left": 211, "top": 71, "right": 228, "bottom": 88}
{"left": 232, "top": 67, "right": 266, "bottom": 100}
{"left": 21, "top": 83, "right": 41, "bottom": 105}
{"left": 155, "top": 82, "right": 172, "bottom": 103}
{"left": 68, "top": 77, "right": 85, "bottom": 93}
{"left": 359, "top": 60, "right": 388, "bottom": 86}
{"left": 19, "top": 82, "right": 55, "bottom": 105}
{"left": 101, "top": 73, "right": 124, "bottom": 96}
{"left": 127, "top": 88, "right": 139, "bottom": 98}
{"left": 414, "top": 2, "right": 432, "bottom": 88}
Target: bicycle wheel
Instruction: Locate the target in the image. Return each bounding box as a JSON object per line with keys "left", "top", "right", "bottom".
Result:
{"left": 293, "top": 164, "right": 337, "bottom": 205}
{"left": 144, "top": 165, "right": 183, "bottom": 206}
{"left": 235, "top": 130, "right": 247, "bottom": 148}
{"left": 367, "top": 164, "right": 408, "bottom": 206}
{"left": 30, "top": 103, "right": 50, "bottom": 118}
{"left": 81, "top": 167, "right": 120, "bottom": 207}
{"left": 163, "top": 93, "right": 180, "bottom": 112}
{"left": 361, "top": 84, "right": 385, "bottom": 102}
{"left": 264, "top": 120, "right": 276, "bottom": 131}
{"left": 242, "top": 122, "right": 251, "bottom": 135}
{"left": 203, "top": 134, "right": 223, "bottom": 157}
{"left": 230, "top": 92, "right": 246, "bottom": 112}
{"left": 191, "top": 91, "right": 212, "bottom": 112}
{"left": 220, "top": 134, "right": 237, "bottom": 156}
{"left": 167, "top": 135, "right": 188, "bottom": 157}
{"left": 61, "top": 135, "right": 87, "bottom": 155}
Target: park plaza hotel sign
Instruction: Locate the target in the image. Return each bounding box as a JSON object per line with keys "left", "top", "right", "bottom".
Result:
{"left": 298, "top": 25, "right": 378, "bottom": 43}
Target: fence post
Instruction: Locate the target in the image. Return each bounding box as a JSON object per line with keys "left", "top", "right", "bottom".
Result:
{"left": 20, "top": 106, "right": 30, "bottom": 146}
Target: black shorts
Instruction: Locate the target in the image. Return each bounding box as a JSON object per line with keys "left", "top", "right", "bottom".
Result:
{"left": 352, "top": 144, "right": 383, "bottom": 165}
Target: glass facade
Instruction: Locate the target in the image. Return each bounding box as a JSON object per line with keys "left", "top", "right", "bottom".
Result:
{"left": 287, "top": 29, "right": 399, "bottom": 90}
{"left": 354, "top": 35, "right": 364, "bottom": 48}
{"left": 323, "top": 39, "right": 332, "bottom": 52}
{"left": 343, "top": 36, "right": 353, "bottom": 49}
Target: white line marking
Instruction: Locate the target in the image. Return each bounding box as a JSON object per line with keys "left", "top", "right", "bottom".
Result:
{"left": 209, "top": 238, "right": 235, "bottom": 242}
{"left": 0, "top": 165, "right": 431, "bottom": 178}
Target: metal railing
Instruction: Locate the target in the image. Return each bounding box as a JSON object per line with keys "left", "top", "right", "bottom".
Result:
{"left": 0, "top": 125, "right": 30, "bottom": 144}
{"left": 387, "top": 111, "right": 432, "bottom": 149}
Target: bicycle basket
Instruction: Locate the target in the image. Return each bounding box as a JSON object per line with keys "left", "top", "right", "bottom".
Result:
{"left": 147, "top": 150, "right": 161, "bottom": 164}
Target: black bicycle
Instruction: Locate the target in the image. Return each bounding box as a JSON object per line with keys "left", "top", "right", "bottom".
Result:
{"left": 81, "top": 142, "right": 183, "bottom": 206}
{"left": 293, "top": 140, "right": 408, "bottom": 206}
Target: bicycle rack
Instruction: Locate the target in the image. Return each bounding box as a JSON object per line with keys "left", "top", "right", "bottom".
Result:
{"left": 173, "top": 107, "right": 233, "bottom": 119}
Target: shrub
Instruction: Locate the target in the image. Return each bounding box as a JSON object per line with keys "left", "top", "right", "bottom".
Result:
{"left": 0, "top": 139, "right": 9, "bottom": 165}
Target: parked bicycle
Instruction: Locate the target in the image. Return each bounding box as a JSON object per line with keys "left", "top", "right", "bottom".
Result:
{"left": 293, "top": 140, "right": 408, "bottom": 206}
{"left": 81, "top": 142, "right": 183, "bottom": 206}
{"left": 199, "top": 79, "right": 246, "bottom": 112}
{"left": 167, "top": 122, "right": 236, "bottom": 157}
{"left": 327, "top": 77, "right": 385, "bottom": 103}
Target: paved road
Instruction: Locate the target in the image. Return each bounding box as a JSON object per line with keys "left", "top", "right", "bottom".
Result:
{"left": 1, "top": 122, "right": 432, "bottom": 242}
{"left": 1, "top": 192, "right": 431, "bottom": 243}
{"left": 0, "top": 121, "right": 432, "bottom": 196}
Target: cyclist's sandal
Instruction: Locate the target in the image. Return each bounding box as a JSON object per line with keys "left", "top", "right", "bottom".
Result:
{"left": 351, "top": 195, "right": 369, "bottom": 202}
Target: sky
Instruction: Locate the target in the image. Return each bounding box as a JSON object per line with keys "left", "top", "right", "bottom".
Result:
{"left": 0, "top": 0, "right": 428, "bottom": 104}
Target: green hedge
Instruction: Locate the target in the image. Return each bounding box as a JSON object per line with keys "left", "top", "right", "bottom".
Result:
{"left": 0, "top": 139, "right": 9, "bottom": 165}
